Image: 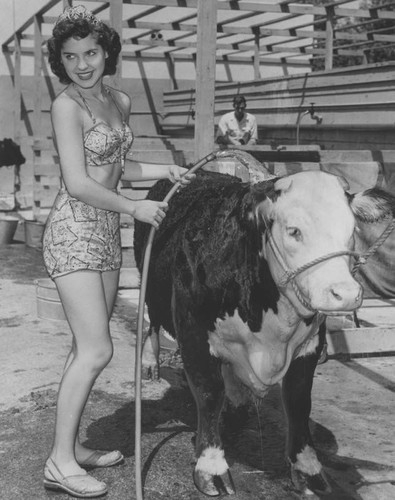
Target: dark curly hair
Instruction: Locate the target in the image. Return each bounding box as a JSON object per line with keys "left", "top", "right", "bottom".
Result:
{"left": 47, "top": 16, "right": 121, "bottom": 84}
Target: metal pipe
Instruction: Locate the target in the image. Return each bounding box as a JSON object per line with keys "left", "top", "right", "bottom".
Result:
{"left": 296, "top": 102, "right": 322, "bottom": 145}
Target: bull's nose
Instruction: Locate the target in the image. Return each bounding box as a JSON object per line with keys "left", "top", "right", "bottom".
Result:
{"left": 329, "top": 282, "right": 363, "bottom": 310}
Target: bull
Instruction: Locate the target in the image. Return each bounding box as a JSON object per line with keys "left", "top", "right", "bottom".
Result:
{"left": 133, "top": 168, "right": 394, "bottom": 497}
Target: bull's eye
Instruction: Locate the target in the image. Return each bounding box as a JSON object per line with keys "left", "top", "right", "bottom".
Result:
{"left": 287, "top": 227, "right": 302, "bottom": 241}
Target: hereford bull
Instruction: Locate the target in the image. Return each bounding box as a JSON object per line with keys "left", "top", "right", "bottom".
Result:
{"left": 134, "top": 169, "right": 393, "bottom": 497}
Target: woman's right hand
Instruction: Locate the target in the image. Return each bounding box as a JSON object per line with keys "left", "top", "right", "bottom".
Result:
{"left": 132, "top": 200, "right": 168, "bottom": 229}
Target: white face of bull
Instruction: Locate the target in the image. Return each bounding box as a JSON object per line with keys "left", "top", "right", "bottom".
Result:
{"left": 260, "top": 171, "right": 363, "bottom": 315}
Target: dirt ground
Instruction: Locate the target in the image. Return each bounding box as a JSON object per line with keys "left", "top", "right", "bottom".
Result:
{"left": 1, "top": 241, "right": 395, "bottom": 500}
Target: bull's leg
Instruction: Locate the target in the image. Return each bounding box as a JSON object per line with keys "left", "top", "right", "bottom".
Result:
{"left": 141, "top": 325, "right": 160, "bottom": 380}
{"left": 176, "top": 315, "right": 235, "bottom": 496}
{"left": 184, "top": 365, "right": 235, "bottom": 497}
{"left": 282, "top": 322, "right": 331, "bottom": 497}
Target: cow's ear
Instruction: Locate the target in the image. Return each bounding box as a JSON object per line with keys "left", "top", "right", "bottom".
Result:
{"left": 274, "top": 176, "right": 293, "bottom": 194}
{"left": 350, "top": 188, "right": 395, "bottom": 223}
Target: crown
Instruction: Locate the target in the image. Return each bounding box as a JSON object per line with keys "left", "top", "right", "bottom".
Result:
{"left": 56, "top": 5, "right": 102, "bottom": 27}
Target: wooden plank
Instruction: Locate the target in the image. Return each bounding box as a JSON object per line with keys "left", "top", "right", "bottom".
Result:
{"left": 320, "top": 161, "right": 380, "bottom": 192}
{"left": 34, "top": 164, "right": 61, "bottom": 176}
{"left": 320, "top": 150, "right": 395, "bottom": 162}
{"left": 33, "top": 138, "right": 56, "bottom": 150}
{"left": 33, "top": 16, "right": 42, "bottom": 138}
{"left": 119, "top": 267, "right": 140, "bottom": 289}
{"left": 327, "top": 327, "right": 395, "bottom": 355}
{"left": 109, "top": 0, "right": 123, "bottom": 88}
{"left": 13, "top": 34, "right": 22, "bottom": 142}
{"left": 325, "top": 6, "right": 334, "bottom": 70}
{"left": 131, "top": 150, "right": 176, "bottom": 162}
{"left": 120, "top": 227, "right": 134, "bottom": 248}
{"left": 194, "top": 0, "right": 217, "bottom": 161}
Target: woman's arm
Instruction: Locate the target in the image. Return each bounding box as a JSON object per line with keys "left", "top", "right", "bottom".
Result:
{"left": 122, "top": 159, "right": 193, "bottom": 184}
{"left": 51, "top": 95, "right": 168, "bottom": 227}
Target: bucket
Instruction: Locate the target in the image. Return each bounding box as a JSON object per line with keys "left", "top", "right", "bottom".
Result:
{"left": 25, "top": 220, "right": 45, "bottom": 248}
{"left": 35, "top": 278, "right": 66, "bottom": 321}
{"left": 0, "top": 217, "right": 19, "bottom": 245}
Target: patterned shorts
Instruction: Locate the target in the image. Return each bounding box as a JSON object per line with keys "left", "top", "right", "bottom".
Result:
{"left": 43, "top": 190, "right": 122, "bottom": 279}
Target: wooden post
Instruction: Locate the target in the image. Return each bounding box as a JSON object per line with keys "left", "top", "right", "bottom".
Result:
{"left": 194, "top": 0, "right": 218, "bottom": 161}
{"left": 33, "top": 15, "right": 42, "bottom": 138}
{"left": 254, "top": 30, "right": 261, "bottom": 80}
{"left": 110, "top": 0, "right": 123, "bottom": 89}
{"left": 14, "top": 33, "right": 22, "bottom": 210}
{"left": 13, "top": 33, "right": 21, "bottom": 143}
{"left": 33, "top": 15, "right": 43, "bottom": 220}
{"left": 325, "top": 6, "right": 334, "bottom": 71}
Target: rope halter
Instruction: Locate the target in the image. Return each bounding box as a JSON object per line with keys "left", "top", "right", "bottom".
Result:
{"left": 263, "top": 217, "right": 395, "bottom": 313}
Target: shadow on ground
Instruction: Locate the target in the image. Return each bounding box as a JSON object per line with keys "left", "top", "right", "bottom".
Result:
{"left": 0, "top": 245, "right": 392, "bottom": 499}
{"left": 0, "top": 370, "right": 379, "bottom": 500}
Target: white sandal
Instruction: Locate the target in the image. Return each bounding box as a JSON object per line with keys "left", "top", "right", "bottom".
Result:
{"left": 44, "top": 458, "right": 108, "bottom": 498}
{"left": 78, "top": 449, "right": 124, "bottom": 469}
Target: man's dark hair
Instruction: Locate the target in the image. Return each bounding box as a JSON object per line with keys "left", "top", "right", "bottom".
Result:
{"left": 47, "top": 17, "right": 121, "bottom": 84}
{"left": 233, "top": 95, "right": 246, "bottom": 107}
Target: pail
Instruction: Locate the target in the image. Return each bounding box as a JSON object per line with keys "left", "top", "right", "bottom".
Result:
{"left": 35, "top": 278, "right": 66, "bottom": 321}
{"left": 25, "top": 220, "right": 45, "bottom": 248}
{"left": 0, "top": 217, "right": 19, "bottom": 245}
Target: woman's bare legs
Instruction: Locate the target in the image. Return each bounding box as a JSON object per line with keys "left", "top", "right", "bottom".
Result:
{"left": 48, "top": 269, "right": 119, "bottom": 477}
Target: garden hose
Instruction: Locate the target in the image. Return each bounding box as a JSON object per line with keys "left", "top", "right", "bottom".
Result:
{"left": 134, "top": 152, "right": 216, "bottom": 500}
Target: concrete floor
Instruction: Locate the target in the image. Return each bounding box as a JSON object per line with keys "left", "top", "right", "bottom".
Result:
{"left": 0, "top": 243, "right": 394, "bottom": 499}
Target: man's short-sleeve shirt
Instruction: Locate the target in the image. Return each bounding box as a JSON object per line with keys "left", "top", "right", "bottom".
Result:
{"left": 216, "top": 111, "right": 258, "bottom": 145}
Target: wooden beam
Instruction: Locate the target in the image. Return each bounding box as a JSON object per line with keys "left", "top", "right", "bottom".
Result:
{"left": 33, "top": 14, "right": 43, "bottom": 221}
{"left": 325, "top": 6, "right": 334, "bottom": 70}
{"left": 254, "top": 30, "right": 261, "bottom": 80}
{"left": 2, "top": 0, "right": 59, "bottom": 48}
{"left": 33, "top": 15, "right": 43, "bottom": 138}
{"left": 13, "top": 33, "right": 22, "bottom": 142}
{"left": 110, "top": 0, "right": 123, "bottom": 88}
{"left": 194, "top": 0, "right": 217, "bottom": 161}
{"left": 29, "top": 27, "right": 395, "bottom": 47}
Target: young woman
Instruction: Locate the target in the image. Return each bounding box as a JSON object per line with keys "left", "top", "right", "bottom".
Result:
{"left": 42, "top": 6, "right": 194, "bottom": 498}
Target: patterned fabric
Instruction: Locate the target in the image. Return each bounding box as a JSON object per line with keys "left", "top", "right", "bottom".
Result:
{"left": 84, "top": 121, "right": 133, "bottom": 169}
{"left": 75, "top": 85, "right": 134, "bottom": 172}
{"left": 43, "top": 190, "right": 122, "bottom": 279}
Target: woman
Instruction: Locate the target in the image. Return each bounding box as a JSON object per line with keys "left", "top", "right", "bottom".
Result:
{"left": 42, "top": 6, "right": 194, "bottom": 498}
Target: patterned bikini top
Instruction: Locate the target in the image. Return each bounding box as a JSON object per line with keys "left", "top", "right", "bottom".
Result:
{"left": 75, "top": 85, "right": 134, "bottom": 173}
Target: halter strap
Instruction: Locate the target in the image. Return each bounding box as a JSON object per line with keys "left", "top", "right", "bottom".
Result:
{"left": 73, "top": 84, "right": 125, "bottom": 124}
{"left": 106, "top": 86, "right": 125, "bottom": 122}
{"left": 73, "top": 84, "right": 96, "bottom": 124}
{"left": 263, "top": 215, "right": 395, "bottom": 314}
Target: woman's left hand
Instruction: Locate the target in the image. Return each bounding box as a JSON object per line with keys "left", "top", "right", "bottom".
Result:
{"left": 168, "top": 165, "right": 196, "bottom": 186}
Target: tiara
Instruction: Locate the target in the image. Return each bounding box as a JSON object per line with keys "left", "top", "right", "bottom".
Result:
{"left": 56, "top": 5, "right": 102, "bottom": 26}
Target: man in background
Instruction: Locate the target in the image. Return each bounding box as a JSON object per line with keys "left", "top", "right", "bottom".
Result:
{"left": 216, "top": 95, "right": 258, "bottom": 146}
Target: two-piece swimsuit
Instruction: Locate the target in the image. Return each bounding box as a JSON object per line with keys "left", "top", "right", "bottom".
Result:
{"left": 42, "top": 85, "right": 134, "bottom": 279}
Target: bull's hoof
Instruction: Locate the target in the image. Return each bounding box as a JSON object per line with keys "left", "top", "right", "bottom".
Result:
{"left": 291, "top": 467, "right": 331, "bottom": 497}
{"left": 193, "top": 469, "right": 235, "bottom": 497}
{"left": 141, "top": 363, "right": 160, "bottom": 380}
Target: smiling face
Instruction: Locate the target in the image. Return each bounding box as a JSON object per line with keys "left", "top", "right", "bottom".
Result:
{"left": 61, "top": 33, "right": 107, "bottom": 88}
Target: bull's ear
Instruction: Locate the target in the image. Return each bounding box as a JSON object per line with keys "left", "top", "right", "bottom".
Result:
{"left": 350, "top": 188, "right": 395, "bottom": 223}
{"left": 247, "top": 180, "right": 276, "bottom": 226}
{"left": 274, "top": 176, "right": 293, "bottom": 194}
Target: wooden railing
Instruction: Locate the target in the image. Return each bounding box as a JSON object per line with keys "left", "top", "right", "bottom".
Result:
{"left": 161, "top": 62, "right": 395, "bottom": 150}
